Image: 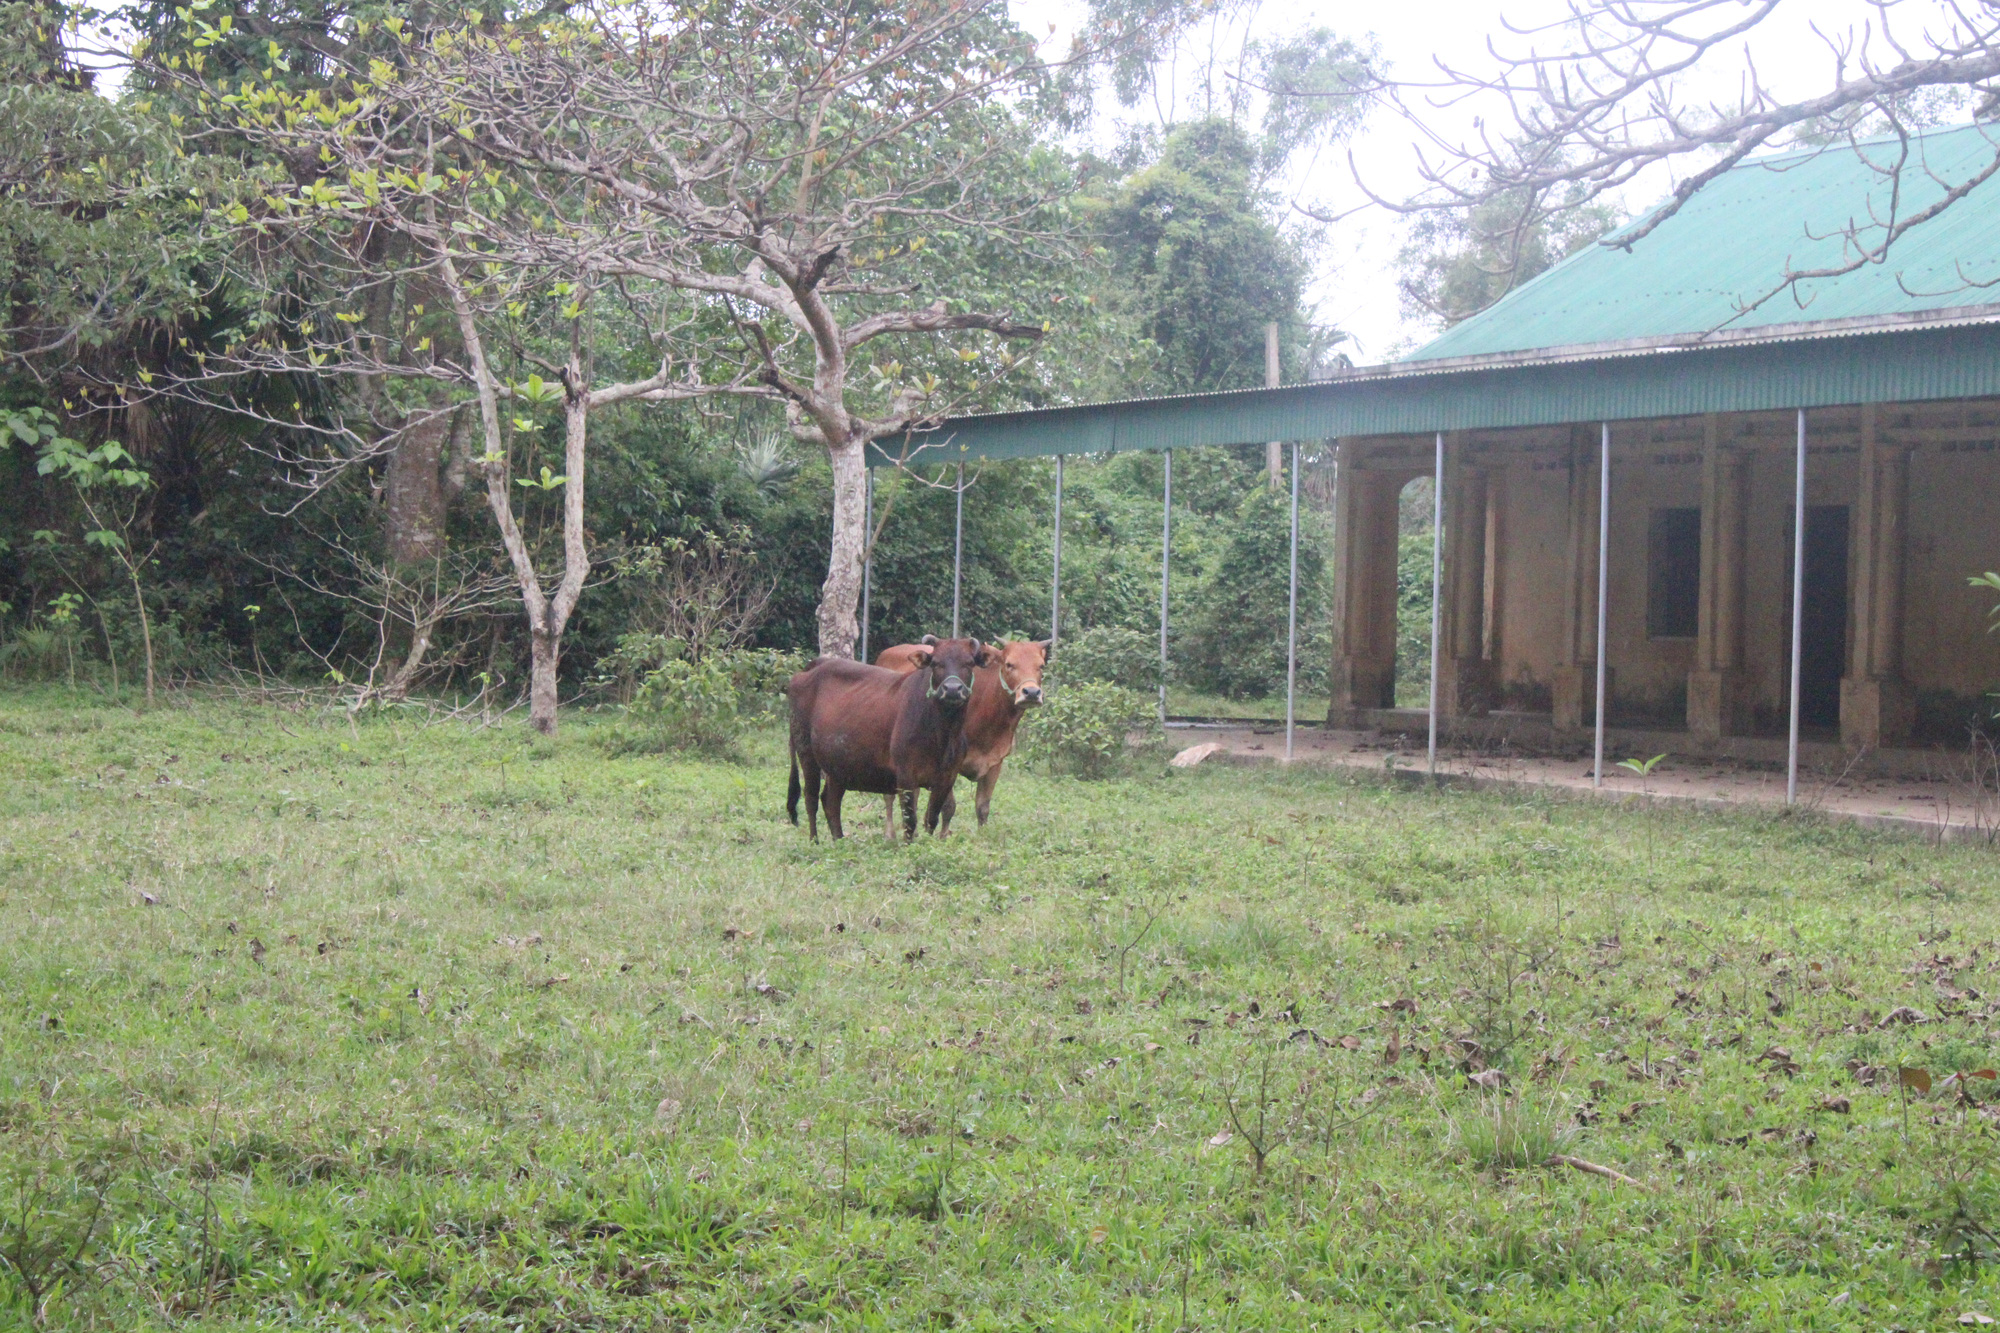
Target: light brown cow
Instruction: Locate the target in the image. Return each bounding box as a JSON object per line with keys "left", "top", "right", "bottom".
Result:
{"left": 875, "top": 636, "right": 1049, "bottom": 827}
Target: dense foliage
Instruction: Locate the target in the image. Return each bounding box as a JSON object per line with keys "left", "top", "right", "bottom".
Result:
{"left": 0, "top": 0, "right": 1357, "bottom": 714}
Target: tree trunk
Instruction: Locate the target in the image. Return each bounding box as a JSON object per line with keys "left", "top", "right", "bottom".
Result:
{"left": 816, "top": 436, "right": 867, "bottom": 658}
{"left": 383, "top": 412, "right": 456, "bottom": 564}
{"left": 529, "top": 627, "right": 559, "bottom": 734}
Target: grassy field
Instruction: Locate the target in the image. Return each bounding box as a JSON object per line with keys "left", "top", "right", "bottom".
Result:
{"left": 6, "top": 688, "right": 2000, "bottom": 1329}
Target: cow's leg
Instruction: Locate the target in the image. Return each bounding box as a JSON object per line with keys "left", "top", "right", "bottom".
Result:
{"left": 824, "top": 782, "right": 847, "bottom": 840}
{"left": 901, "top": 788, "right": 918, "bottom": 842}
{"left": 974, "top": 761, "right": 1003, "bottom": 827}
{"left": 925, "top": 781, "right": 954, "bottom": 837}
{"left": 801, "top": 754, "right": 822, "bottom": 841}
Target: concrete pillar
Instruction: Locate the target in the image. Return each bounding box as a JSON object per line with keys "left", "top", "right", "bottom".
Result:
{"left": 1554, "top": 427, "right": 1606, "bottom": 732}
{"left": 1841, "top": 403, "right": 1915, "bottom": 748}
{"left": 1689, "top": 414, "right": 1751, "bottom": 739}
{"left": 1437, "top": 441, "right": 1495, "bottom": 718}
{"left": 1327, "top": 445, "right": 1399, "bottom": 723}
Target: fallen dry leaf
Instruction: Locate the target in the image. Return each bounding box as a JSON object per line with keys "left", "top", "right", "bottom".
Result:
{"left": 1207, "top": 1130, "right": 1233, "bottom": 1148}
{"left": 1818, "top": 1095, "right": 1852, "bottom": 1114}
{"left": 1467, "top": 1068, "right": 1506, "bottom": 1091}
{"left": 537, "top": 973, "right": 571, "bottom": 989}
{"left": 1959, "top": 1313, "right": 1996, "bottom": 1326}
{"left": 1878, "top": 1006, "right": 1929, "bottom": 1028}
{"left": 139, "top": 892, "right": 159, "bottom": 906}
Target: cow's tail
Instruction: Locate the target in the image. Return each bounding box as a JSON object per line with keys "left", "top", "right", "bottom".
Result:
{"left": 786, "top": 745, "right": 802, "bottom": 826}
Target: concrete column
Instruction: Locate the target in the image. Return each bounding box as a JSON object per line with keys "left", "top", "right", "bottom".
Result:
{"left": 1437, "top": 442, "right": 1494, "bottom": 718}
{"left": 1327, "top": 445, "right": 1399, "bottom": 722}
{"left": 1841, "top": 403, "right": 1915, "bottom": 748}
{"left": 1554, "top": 428, "right": 1606, "bottom": 732}
{"left": 1689, "top": 415, "right": 1751, "bottom": 739}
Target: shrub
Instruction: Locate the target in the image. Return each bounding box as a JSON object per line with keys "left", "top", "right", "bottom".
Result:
{"left": 1017, "top": 681, "right": 1159, "bottom": 778}
{"left": 1176, "top": 485, "right": 1328, "bottom": 700}
{"left": 604, "top": 648, "right": 804, "bottom": 756}
{"left": 1052, "top": 626, "right": 1161, "bottom": 692}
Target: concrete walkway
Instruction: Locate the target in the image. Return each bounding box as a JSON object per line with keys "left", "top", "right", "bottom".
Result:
{"left": 1166, "top": 721, "right": 2000, "bottom": 845}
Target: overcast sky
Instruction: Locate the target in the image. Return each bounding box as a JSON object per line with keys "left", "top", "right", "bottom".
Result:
{"left": 1010, "top": 0, "right": 1955, "bottom": 364}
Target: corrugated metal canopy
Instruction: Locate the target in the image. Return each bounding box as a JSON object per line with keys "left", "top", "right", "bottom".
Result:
{"left": 874, "top": 124, "right": 2000, "bottom": 466}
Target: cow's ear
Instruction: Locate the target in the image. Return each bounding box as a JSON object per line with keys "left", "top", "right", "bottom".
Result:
{"left": 976, "top": 641, "right": 1000, "bottom": 667}
{"left": 909, "top": 646, "right": 934, "bottom": 667}
{"left": 920, "top": 634, "right": 939, "bottom": 647}
{"left": 1034, "top": 637, "right": 1053, "bottom": 660}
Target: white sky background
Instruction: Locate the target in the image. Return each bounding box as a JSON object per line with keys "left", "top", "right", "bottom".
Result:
{"left": 1010, "top": 0, "right": 1964, "bottom": 364}
{"left": 75, "top": 0, "right": 1962, "bottom": 364}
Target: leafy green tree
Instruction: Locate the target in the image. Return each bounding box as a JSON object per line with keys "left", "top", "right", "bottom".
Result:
{"left": 1397, "top": 189, "right": 1619, "bottom": 328}
{"left": 1098, "top": 119, "right": 1312, "bottom": 395}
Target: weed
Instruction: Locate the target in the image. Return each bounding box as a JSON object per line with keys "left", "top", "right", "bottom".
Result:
{"left": 1448, "top": 1096, "right": 1576, "bottom": 1172}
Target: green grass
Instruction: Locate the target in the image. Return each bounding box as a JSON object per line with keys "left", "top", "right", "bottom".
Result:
{"left": 1164, "top": 688, "right": 1291, "bottom": 721}
{"left": 5, "top": 685, "right": 2000, "bottom": 1329}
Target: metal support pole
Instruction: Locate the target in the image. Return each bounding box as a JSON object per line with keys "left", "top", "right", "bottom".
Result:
{"left": 860, "top": 467, "right": 873, "bottom": 661}
{"left": 951, "top": 461, "right": 964, "bottom": 639}
{"left": 1051, "top": 455, "right": 1063, "bottom": 645}
{"left": 1265, "top": 322, "right": 1283, "bottom": 487}
{"left": 1428, "top": 432, "right": 1443, "bottom": 777}
{"left": 1788, "top": 408, "right": 1807, "bottom": 805}
{"left": 1160, "top": 450, "right": 1172, "bottom": 726}
{"left": 1594, "top": 423, "right": 1610, "bottom": 788}
{"left": 1285, "top": 441, "right": 1300, "bottom": 762}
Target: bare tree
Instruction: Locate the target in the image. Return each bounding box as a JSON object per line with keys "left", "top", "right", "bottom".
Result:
{"left": 142, "top": 0, "right": 1077, "bottom": 726}
{"left": 1368, "top": 0, "right": 2000, "bottom": 320}
{"left": 373, "top": 0, "right": 1069, "bottom": 659}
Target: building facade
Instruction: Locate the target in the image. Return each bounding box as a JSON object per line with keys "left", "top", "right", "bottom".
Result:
{"left": 1327, "top": 400, "right": 2000, "bottom": 752}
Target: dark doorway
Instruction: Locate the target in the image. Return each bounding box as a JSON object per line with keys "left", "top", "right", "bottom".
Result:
{"left": 1783, "top": 505, "right": 1849, "bottom": 730}
{"left": 1646, "top": 507, "right": 1701, "bottom": 639}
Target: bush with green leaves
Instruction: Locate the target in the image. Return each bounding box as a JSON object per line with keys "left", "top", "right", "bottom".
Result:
{"left": 1017, "top": 680, "right": 1160, "bottom": 778}
{"left": 1051, "top": 625, "right": 1161, "bottom": 692}
{"left": 604, "top": 648, "right": 805, "bottom": 756}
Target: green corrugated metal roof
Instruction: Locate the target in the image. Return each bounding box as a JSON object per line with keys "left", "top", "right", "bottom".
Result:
{"left": 1410, "top": 123, "right": 2000, "bottom": 361}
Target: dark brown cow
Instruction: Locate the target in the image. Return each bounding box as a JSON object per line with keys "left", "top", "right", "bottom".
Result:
{"left": 786, "top": 637, "right": 992, "bottom": 841}
{"left": 876, "top": 636, "right": 1049, "bottom": 827}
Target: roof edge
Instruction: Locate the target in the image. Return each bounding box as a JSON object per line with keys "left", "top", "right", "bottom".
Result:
{"left": 1390, "top": 302, "right": 2000, "bottom": 375}
{"left": 891, "top": 305, "right": 2000, "bottom": 437}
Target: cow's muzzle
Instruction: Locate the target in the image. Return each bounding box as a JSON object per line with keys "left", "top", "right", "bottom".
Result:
{"left": 1016, "top": 684, "right": 1044, "bottom": 706}
{"left": 932, "top": 675, "right": 971, "bottom": 704}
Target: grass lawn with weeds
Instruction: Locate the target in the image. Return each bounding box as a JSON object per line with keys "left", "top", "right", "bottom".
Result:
{"left": 6, "top": 686, "right": 2000, "bottom": 1329}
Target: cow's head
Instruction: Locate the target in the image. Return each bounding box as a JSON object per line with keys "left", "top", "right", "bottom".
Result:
{"left": 910, "top": 636, "right": 983, "bottom": 709}
{"left": 988, "top": 638, "right": 1050, "bottom": 708}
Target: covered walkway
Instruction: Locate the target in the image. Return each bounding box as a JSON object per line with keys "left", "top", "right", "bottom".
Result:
{"left": 1164, "top": 719, "right": 2000, "bottom": 845}
{"left": 873, "top": 124, "right": 2000, "bottom": 807}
